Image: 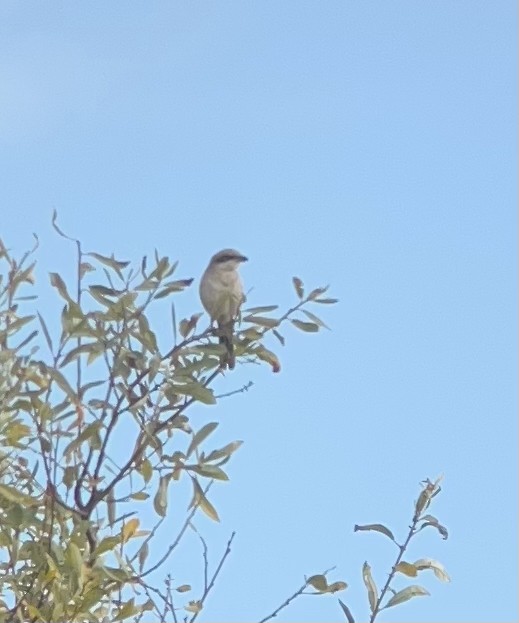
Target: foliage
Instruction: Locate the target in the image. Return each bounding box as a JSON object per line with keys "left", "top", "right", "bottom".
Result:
{"left": 0, "top": 223, "right": 337, "bottom": 623}
{"left": 258, "top": 477, "right": 449, "bottom": 623}
{"left": 344, "top": 476, "right": 449, "bottom": 622}
{"left": 0, "top": 224, "right": 448, "bottom": 623}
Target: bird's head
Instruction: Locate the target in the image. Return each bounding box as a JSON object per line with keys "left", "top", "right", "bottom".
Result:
{"left": 210, "top": 249, "right": 248, "bottom": 272}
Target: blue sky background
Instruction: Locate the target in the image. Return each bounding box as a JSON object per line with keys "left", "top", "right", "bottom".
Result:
{"left": 1, "top": 2, "right": 517, "bottom": 622}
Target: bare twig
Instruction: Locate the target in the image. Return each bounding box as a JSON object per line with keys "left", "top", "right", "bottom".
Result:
{"left": 196, "top": 531, "right": 209, "bottom": 591}
{"left": 166, "top": 574, "right": 178, "bottom": 623}
{"left": 139, "top": 482, "right": 214, "bottom": 579}
{"left": 258, "top": 566, "right": 336, "bottom": 623}
{"left": 215, "top": 380, "right": 254, "bottom": 399}
{"left": 189, "top": 531, "right": 236, "bottom": 623}
{"left": 258, "top": 580, "right": 308, "bottom": 623}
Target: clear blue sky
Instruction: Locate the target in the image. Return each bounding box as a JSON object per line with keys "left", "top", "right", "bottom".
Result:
{"left": 1, "top": 2, "right": 517, "bottom": 622}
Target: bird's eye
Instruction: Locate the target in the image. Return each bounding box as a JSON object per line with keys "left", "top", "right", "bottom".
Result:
{"left": 217, "top": 255, "right": 233, "bottom": 263}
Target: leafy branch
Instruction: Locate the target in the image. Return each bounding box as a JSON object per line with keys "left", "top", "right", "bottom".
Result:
{"left": 339, "top": 476, "right": 450, "bottom": 622}
{"left": 0, "top": 228, "right": 338, "bottom": 623}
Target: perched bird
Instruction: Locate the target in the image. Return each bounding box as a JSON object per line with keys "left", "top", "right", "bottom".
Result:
{"left": 199, "top": 249, "right": 248, "bottom": 369}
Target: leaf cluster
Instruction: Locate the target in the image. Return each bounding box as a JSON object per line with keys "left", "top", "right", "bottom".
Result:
{"left": 0, "top": 229, "right": 337, "bottom": 623}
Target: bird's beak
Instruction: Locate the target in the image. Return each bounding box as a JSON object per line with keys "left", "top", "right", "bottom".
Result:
{"left": 239, "top": 255, "right": 248, "bottom": 262}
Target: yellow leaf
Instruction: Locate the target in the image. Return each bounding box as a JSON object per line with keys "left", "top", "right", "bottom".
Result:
{"left": 395, "top": 561, "right": 418, "bottom": 577}
{"left": 122, "top": 518, "right": 140, "bottom": 543}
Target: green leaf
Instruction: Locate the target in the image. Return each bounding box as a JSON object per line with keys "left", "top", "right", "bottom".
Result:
{"left": 240, "top": 327, "right": 264, "bottom": 340}
{"left": 326, "top": 581, "right": 348, "bottom": 593}
{"left": 179, "top": 313, "right": 203, "bottom": 338}
{"left": 384, "top": 585, "right": 430, "bottom": 609}
{"left": 242, "top": 315, "right": 280, "bottom": 328}
{"left": 130, "top": 491, "right": 150, "bottom": 501}
{"left": 153, "top": 476, "right": 170, "bottom": 517}
{"left": 79, "top": 261, "right": 95, "bottom": 278}
{"left": 395, "top": 561, "right": 418, "bottom": 577}
{"left": 63, "top": 465, "right": 78, "bottom": 490}
{"left": 362, "top": 562, "right": 378, "bottom": 613}
{"left": 307, "top": 286, "right": 329, "bottom": 300}
{"left": 37, "top": 312, "right": 54, "bottom": 353}
{"left": 10, "top": 398, "right": 32, "bottom": 414}
{"left": 415, "top": 488, "right": 431, "bottom": 515}
{"left": 85, "top": 344, "right": 106, "bottom": 366}
{"left": 49, "top": 272, "right": 72, "bottom": 302}
{"left": 4, "top": 421, "right": 31, "bottom": 445}
{"left": 5, "top": 314, "right": 35, "bottom": 334}
{"left": 189, "top": 464, "right": 229, "bottom": 481}
{"left": 307, "top": 574, "right": 328, "bottom": 592}
{"left": 47, "top": 368, "right": 77, "bottom": 401}
{"left": 79, "top": 379, "right": 105, "bottom": 399}
{"left": 338, "top": 599, "right": 355, "bottom": 623}
{"left": 291, "top": 319, "right": 319, "bottom": 332}
{"left": 65, "top": 541, "right": 84, "bottom": 576}
{"left": 114, "top": 597, "right": 138, "bottom": 621}
{"left": 138, "top": 541, "right": 149, "bottom": 573}
{"left": 173, "top": 381, "right": 216, "bottom": 405}
{"left": 272, "top": 329, "right": 285, "bottom": 346}
{"left": 26, "top": 606, "right": 44, "bottom": 620}
{"left": 293, "top": 276, "right": 304, "bottom": 299}
{"left": 204, "top": 440, "right": 243, "bottom": 463}
{"left": 176, "top": 584, "right": 191, "bottom": 593}
{"left": 133, "top": 320, "right": 158, "bottom": 352}
{"left": 0, "top": 484, "right": 34, "bottom": 505}
{"left": 138, "top": 458, "right": 153, "bottom": 484}
{"left": 243, "top": 305, "right": 279, "bottom": 314}
{"left": 60, "top": 342, "right": 98, "bottom": 368}
{"left": 415, "top": 478, "right": 441, "bottom": 516}
{"left": 96, "top": 536, "right": 121, "bottom": 555}
{"left": 354, "top": 523, "right": 395, "bottom": 541}
{"left": 314, "top": 297, "right": 339, "bottom": 304}
{"left": 107, "top": 489, "right": 116, "bottom": 527}
{"left": 154, "top": 278, "right": 194, "bottom": 298}
{"left": 87, "top": 252, "right": 130, "bottom": 279}
{"left": 15, "top": 329, "right": 38, "bottom": 352}
{"left": 418, "top": 515, "right": 449, "bottom": 540}
{"left": 78, "top": 588, "right": 105, "bottom": 612}
{"left": 122, "top": 518, "right": 140, "bottom": 543}
{"left": 186, "top": 422, "right": 218, "bottom": 458}
{"left": 88, "top": 285, "right": 116, "bottom": 307}
{"left": 103, "top": 566, "right": 132, "bottom": 582}
{"left": 302, "top": 309, "right": 330, "bottom": 330}
{"left": 5, "top": 504, "right": 24, "bottom": 528}
{"left": 191, "top": 479, "right": 219, "bottom": 522}
{"left": 147, "top": 256, "right": 170, "bottom": 280}
{"left": 64, "top": 421, "right": 103, "bottom": 456}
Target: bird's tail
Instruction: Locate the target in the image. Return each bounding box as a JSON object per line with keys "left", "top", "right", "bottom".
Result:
{"left": 219, "top": 320, "right": 235, "bottom": 369}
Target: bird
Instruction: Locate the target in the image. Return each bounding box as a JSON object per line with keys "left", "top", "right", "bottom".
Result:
{"left": 199, "top": 249, "right": 248, "bottom": 369}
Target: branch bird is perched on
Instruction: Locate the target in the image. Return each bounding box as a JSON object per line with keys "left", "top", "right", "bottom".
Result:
{"left": 199, "top": 249, "right": 248, "bottom": 369}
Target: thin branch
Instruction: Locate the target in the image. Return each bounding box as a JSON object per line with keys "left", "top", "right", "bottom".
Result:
{"left": 258, "top": 566, "right": 336, "bottom": 623}
{"left": 190, "top": 523, "right": 210, "bottom": 591}
{"left": 89, "top": 364, "right": 219, "bottom": 511}
{"left": 368, "top": 478, "right": 441, "bottom": 622}
{"left": 257, "top": 580, "right": 308, "bottom": 623}
{"left": 369, "top": 521, "right": 418, "bottom": 622}
{"left": 166, "top": 575, "right": 178, "bottom": 623}
{"left": 215, "top": 380, "right": 253, "bottom": 399}
{"left": 189, "top": 531, "right": 236, "bottom": 623}
{"left": 139, "top": 482, "right": 214, "bottom": 579}
{"left": 198, "top": 532, "right": 209, "bottom": 591}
